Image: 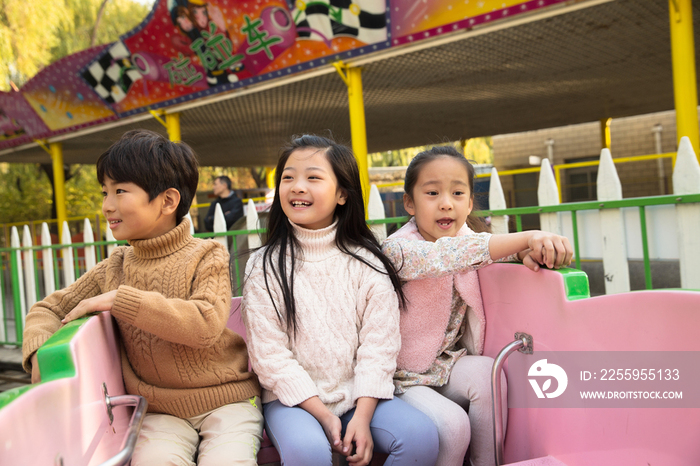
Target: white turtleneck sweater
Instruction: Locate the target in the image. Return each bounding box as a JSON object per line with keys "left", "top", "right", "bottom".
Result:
{"left": 241, "top": 220, "right": 400, "bottom": 416}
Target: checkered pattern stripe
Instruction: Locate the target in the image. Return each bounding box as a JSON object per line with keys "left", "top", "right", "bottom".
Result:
{"left": 81, "top": 41, "right": 142, "bottom": 104}
{"left": 292, "top": 0, "right": 386, "bottom": 44}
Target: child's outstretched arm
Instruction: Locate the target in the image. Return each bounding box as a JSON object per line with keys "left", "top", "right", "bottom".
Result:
{"left": 382, "top": 232, "right": 494, "bottom": 281}
{"left": 383, "top": 230, "right": 573, "bottom": 280}
{"left": 489, "top": 230, "right": 573, "bottom": 270}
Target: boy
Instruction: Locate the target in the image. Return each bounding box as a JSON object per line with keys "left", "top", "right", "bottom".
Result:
{"left": 22, "top": 129, "right": 262, "bottom": 465}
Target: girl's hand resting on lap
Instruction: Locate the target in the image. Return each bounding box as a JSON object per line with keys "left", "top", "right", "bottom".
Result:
{"left": 319, "top": 411, "right": 344, "bottom": 455}
{"left": 343, "top": 416, "right": 374, "bottom": 466}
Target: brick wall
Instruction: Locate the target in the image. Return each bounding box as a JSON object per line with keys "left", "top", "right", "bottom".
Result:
{"left": 492, "top": 108, "right": 698, "bottom": 206}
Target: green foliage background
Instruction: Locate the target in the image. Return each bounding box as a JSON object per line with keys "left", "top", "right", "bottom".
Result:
{"left": 1, "top": 0, "right": 153, "bottom": 90}
{"left": 0, "top": 0, "right": 152, "bottom": 225}
{"left": 368, "top": 137, "right": 493, "bottom": 167}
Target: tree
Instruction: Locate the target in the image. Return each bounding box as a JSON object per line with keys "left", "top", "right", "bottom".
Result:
{"left": 368, "top": 138, "right": 494, "bottom": 168}
{"left": 0, "top": 163, "right": 103, "bottom": 224}
{"left": 1, "top": 0, "right": 153, "bottom": 90}
{"left": 463, "top": 137, "right": 494, "bottom": 165}
{"left": 0, "top": 0, "right": 152, "bottom": 230}
{"left": 0, "top": 0, "right": 70, "bottom": 90}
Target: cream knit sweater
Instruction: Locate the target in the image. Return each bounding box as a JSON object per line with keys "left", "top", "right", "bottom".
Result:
{"left": 22, "top": 220, "right": 260, "bottom": 418}
{"left": 242, "top": 221, "right": 400, "bottom": 416}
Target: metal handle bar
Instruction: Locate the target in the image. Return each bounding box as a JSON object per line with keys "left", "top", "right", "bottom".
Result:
{"left": 491, "top": 332, "right": 533, "bottom": 466}
{"left": 97, "top": 391, "right": 148, "bottom": 466}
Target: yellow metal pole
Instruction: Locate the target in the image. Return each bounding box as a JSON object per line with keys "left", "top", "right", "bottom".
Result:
{"left": 669, "top": 0, "right": 699, "bottom": 158}
{"left": 50, "top": 142, "right": 67, "bottom": 238}
{"left": 333, "top": 62, "right": 370, "bottom": 208}
{"left": 165, "top": 112, "right": 181, "bottom": 142}
{"left": 554, "top": 166, "right": 563, "bottom": 203}
{"left": 600, "top": 118, "right": 611, "bottom": 149}
{"left": 265, "top": 167, "right": 276, "bottom": 188}
{"left": 347, "top": 67, "right": 370, "bottom": 208}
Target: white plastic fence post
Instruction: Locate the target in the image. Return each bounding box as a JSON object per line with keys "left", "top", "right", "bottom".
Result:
{"left": 10, "top": 227, "right": 27, "bottom": 329}
{"left": 489, "top": 168, "right": 508, "bottom": 234}
{"left": 247, "top": 199, "right": 261, "bottom": 249}
{"left": 597, "top": 148, "right": 630, "bottom": 294}
{"left": 41, "top": 223, "right": 55, "bottom": 296}
{"left": 22, "top": 226, "right": 37, "bottom": 311}
{"left": 83, "top": 218, "right": 96, "bottom": 272}
{"left": 184, "top": 213, "right": 195, "bottom": 236}
{"left": 213, "top": 203, "right": 228, "bottom": 249}
{"left": 368, "top": 185, "right": 387, "bottom": 242}
{"left": 672, "top": 136, "right": 700, "bottom": 289}
{"left": 105, "top": 222, "right": 117, "bottom": 257}
{"left": 537, "top": 159, "right": 562, "bottom": 235}
{"left": 61, "top": 221, "right": 75, "bottom": 287}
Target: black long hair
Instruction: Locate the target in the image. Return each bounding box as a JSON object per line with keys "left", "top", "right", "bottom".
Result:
{"left": 261, "top": 134, "right": 407, "bottom": 336}
{"left": 404, "top": 145, "right": 490, "bottom": 233}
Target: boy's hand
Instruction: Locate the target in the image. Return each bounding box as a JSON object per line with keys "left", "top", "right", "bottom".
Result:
{"left": 527, "top": 232, "right": 573, "bottom": 269}
{"left": 30, "top": 353, "right": 41, "bottom": 384}
{"left": 62, "top": 290, "right": 118, "bottom": 324}
{"left": 343, "top": 416, "right": 374, "bottom": 466}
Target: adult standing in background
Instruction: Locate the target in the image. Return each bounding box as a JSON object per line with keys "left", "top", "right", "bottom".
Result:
{"left": 204, "top": 176, "right": 244, "bottom": 231}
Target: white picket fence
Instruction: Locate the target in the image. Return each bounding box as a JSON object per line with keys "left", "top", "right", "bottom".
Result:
{"left": 1, "top": 137, "right": 699, "bottom": 344}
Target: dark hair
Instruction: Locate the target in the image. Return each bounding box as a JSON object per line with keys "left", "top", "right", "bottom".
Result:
{"left": 261, "top": 134, "right": 406, "bottom": 336}
{"left": 96, "top": 129, "right": 199, "bottom": 222}
{"left": 215, "top": 175, "right": 232, "bottom": 190}
{"left": 404, "top": 145, "right": 490, "bottom": 233}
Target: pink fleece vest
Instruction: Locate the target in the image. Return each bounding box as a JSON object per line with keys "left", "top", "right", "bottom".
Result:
{"left": 390, "top": 220, "right": 486, "bottom": 373}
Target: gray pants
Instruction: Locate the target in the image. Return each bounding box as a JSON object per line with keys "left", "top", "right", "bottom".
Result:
{"left": 397, "top": 356, "right": 507, "bottom": 466}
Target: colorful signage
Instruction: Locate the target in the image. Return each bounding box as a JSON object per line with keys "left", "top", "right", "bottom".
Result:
{"left": 0, "top": 0, "right": 566, "bottom": 149}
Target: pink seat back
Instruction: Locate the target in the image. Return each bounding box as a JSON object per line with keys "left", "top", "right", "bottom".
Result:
{"left": 479, "top": 264, "right": 700, "bottom": 466}
{"left": 227, "top": 296, "right": 247, "bottom": 342}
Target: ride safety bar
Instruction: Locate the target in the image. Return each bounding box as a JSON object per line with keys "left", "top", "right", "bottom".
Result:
{"left": 98, "top": 383, "right": 148, "bottom": 466}
{"left": 491, "top": 332, "right": 533, "bottom": 466}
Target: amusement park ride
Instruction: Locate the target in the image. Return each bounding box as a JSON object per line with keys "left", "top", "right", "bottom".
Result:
{"left": 1, "top": 264, "right": 699, "bottom": 465}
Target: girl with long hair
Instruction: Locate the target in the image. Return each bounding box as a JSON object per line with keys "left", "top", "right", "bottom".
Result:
{"left": 242, "top": 135, "right": 439, "bottom": 466}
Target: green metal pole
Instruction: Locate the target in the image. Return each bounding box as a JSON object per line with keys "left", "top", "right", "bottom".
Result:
{"left": 571, "top": 211, "right": 581, "bottom": 270}
{"left": 515, "top": 215, "right": 523, "bottom": 232}
{"left": 33, "top": 249, "right": 40, "bottom": 301}
{"left": 233, "top": 234, "right": 240, "bottom": 295}
{"left": 52, "top": 248, "right": 60, "bottom": 291}
{"left": 639, "top": 206, "right": 653, "bottom": 289}
{"left": 1, "top": 252, "right": 8, "bottom": 341}
{"left": 10, "top": 247, "right": 23, "bottom": 342}
{"left": 73, "top": 247, "right": 80, "bottom": 281}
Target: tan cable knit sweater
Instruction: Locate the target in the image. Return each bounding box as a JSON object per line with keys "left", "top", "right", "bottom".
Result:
{"left": 242, "top": 220, "right": 400, "bottom": 416}
{"left": 22, "top": 219, "right": 260, "bottom": 418}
